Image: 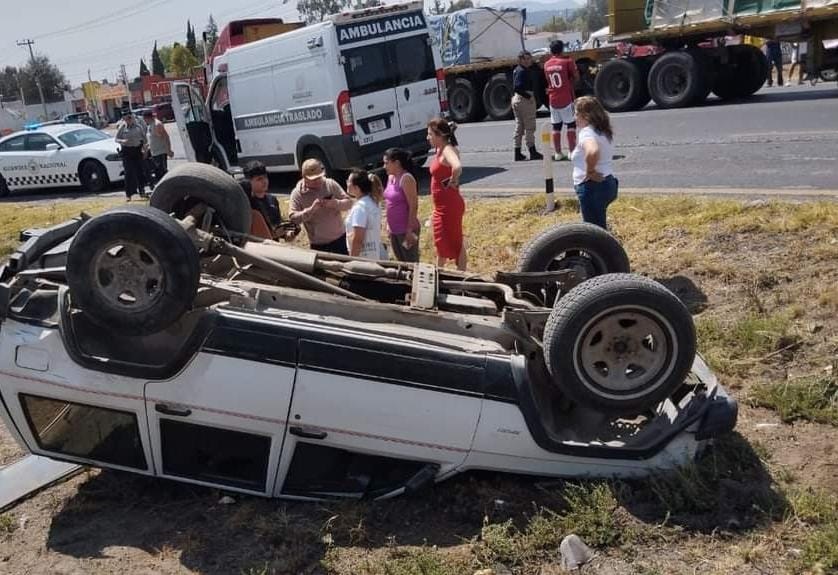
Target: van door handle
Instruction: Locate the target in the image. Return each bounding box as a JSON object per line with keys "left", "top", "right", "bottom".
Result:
{"left": 289, "top": 426, "right": 328, "bottom": 440}
{"left": 155, "top": 403, "right": 192, "bottom": 417}
{"left": 367, "top": 104, "right": 374, "bottom": 110}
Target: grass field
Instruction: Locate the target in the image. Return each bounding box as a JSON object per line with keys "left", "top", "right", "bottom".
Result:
{"left": 0, "top": 194, "right": 836, "bottom": 575}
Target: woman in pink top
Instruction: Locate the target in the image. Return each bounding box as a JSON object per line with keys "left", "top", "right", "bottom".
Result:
{"left": 382, "top": 148, "right": 421, "bottom": 262}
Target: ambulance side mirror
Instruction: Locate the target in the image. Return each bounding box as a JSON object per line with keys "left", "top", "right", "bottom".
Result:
{"left": 46, "top": 143, "right": 60, "bottom": 152}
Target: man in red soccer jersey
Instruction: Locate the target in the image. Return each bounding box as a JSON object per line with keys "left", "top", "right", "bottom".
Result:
{"left": 543, "top": 40, "right": 580, "bottom": 161}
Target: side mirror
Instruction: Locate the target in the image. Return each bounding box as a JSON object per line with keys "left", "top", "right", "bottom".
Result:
{"left": 46, "top": 143, "right": 60, "bottom": 152}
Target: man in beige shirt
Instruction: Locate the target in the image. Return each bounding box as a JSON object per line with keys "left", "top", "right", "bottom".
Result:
{"left": 289, "top": 159, "right": 353, "bottom": 254}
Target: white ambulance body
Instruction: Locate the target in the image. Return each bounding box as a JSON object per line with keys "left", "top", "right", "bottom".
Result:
{"left": 173, "top": 2, "right": 447, "bottom": 175}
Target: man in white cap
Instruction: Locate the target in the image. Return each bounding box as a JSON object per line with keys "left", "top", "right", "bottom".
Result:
{"left": 289, "top": 159, "right": 353, "bottom": 254}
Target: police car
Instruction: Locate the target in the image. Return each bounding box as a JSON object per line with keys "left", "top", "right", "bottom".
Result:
{"left": 0, "top": 124, "right": 124, "bottom": 198}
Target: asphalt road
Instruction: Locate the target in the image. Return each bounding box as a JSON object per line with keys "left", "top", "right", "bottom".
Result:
{"left": 2, "top": 83, "right": 836, "bottom": 205}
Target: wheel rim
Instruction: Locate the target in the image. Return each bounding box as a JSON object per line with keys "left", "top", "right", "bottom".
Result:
{"left": 489, "top": 84, "right": 510, "bottom": 113}
{"left": 607, "top": 70, "right": 631, "bottom": 103}
{"left": 546, "top": 249, "right": 607, "bottom": 278}
{"left": 450, "top": 88, "right": 471, "bottom": 117}
{"left": 658, "top": 64, "right": 689, "bottom": 99}
{"left": 91, "top": 241, "right": 165, "bottom": 313}
{"left": 573, "top": 305, "right": 678, "bottom": 400}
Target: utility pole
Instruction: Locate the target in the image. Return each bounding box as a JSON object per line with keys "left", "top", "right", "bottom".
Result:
{"left": 17, "top": 38, "right": 49, "bottom": 119}
{"left": 120, "top": 63, "right": 132, "bottom": 113}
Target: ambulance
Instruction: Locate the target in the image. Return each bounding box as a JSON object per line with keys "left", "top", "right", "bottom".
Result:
{"left": 173, "top": 2, "right": 447, "bottom": 175}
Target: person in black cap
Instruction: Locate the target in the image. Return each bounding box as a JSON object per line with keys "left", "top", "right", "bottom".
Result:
{"left": 241, "top": 161, "right": 299, "bottom": 241}
{"left": 114, "top": 111, "right": 147, "bottom": 201}
{"left": 511, "top": 50, "right": 544, "bottom": 162}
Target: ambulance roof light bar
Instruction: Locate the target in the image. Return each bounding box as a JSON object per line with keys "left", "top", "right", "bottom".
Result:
{"left": 330, "top": 1, "right": 424, "bottom": 24}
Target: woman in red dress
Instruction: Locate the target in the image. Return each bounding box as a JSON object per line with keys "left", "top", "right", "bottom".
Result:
{"left": 427, "top": 118, "right": 467, "bottom": 271}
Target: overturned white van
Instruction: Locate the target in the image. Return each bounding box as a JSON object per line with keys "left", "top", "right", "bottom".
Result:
{"left": 173, "top": 2, "right": 447, "bottom": 175}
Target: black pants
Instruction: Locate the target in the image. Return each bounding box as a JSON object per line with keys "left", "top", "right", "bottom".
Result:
{"left": 767, "top": 54, "right": 784, "bottom": 86}
{"left": 121, "top": 146, "right": 144, "bottom": 199}
{"left": 311, "top": 234, "right": 349, "bottom": 255}
{"left": 149, "top": 154, "right": 168, "bottom": 185}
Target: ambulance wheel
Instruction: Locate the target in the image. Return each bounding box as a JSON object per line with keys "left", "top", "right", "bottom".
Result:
{"left": 301, "top": 146, "right": 339, "bottom": 180}
{"left": 0, "top": 174, "right": 9, "bottom": 198}
{"left": 79, "top": 160, "right": 110, "bottom": 194}
{"left": 66, "top": 206, "right": 200, "bottom": 336}
{"left": 544, "top": 273, "right": 696, "bottom": 415}
{"left": 150, "top": 163, "right": 251, "bottom": 245}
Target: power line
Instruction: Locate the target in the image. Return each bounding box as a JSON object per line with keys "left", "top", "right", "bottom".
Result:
{"left": 33, "top": 0, "right": 174, "bottom": 41}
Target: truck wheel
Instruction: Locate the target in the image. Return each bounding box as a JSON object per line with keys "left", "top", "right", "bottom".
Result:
{"left": 66, "top": 206, "right": 200, "bottom": 336}
{"left": 543, "top": 273, "right": 696, "bottom": 415}
{"left": 711, "top": 62, "right": 738, "bottom": 100}
{"left": 689, "top": 49, "right": 715, "bottom": 105}
{"left": 483, "top": 73, "right": 513, "bottom": 121}
{"left": 594, "top": 59, "right": 650, "bottom": 113}
{"left": 736, "top": 44, "right": 768, "bottom": 96}
{"left": 0, "top": 174, "right": 9, "bottom": 198}
{"left": 150, "top": 163, "right": 251, "bottom": 245}
{"left": 448, "top": 77, "right": 484, "bottom": 123}
{"left": 79, "top": 160, "right": 110, "bottom": 194}
{"left": 575, "top": 59, "right": 596, "bottom": 96}
{"left": 648, "top": 51, "right": 705, "bottom": 109}
{"left": 517, "top": 223, "right": 630, "bottom": 306}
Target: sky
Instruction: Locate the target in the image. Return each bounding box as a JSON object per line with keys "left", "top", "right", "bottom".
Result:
{"left": 0, "top": 0, "right": 301, "bottom": 87}
{"left": 0, "top": 0, "right": 583, "bottom": 89}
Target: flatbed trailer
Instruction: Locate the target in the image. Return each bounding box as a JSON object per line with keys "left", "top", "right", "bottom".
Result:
{"left": 593, "top": 0, "right": 838, "bottom": 111}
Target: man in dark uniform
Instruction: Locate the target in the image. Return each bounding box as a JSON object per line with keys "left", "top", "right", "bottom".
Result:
{"left": 511, "top": 50, "right": 544, "bottom": 162}
{"left": 241, "top": 161, "right": 299, "bottom": 241}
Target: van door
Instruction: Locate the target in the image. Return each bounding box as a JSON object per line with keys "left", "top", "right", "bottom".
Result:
{"left": 144, "top": 318, "right": 297, "bottom": 496}
{"left": 390, "top": 34, "right": 440, "bottom": 153}
{"left": 171, "top": 82, "right": 214, "bottom": 164}
{"left": 342, "top": 43, "right": 401, "bottom": 155}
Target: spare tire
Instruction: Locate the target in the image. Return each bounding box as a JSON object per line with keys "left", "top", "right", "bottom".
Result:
{"left": 66, "top": 206, "right": 200, "bottom": 336}
{"left": 544, "top": 273, "right": 696, "bottom": 415}
{"left": 150, "top": 163, "right": 251, "bottom": 245}
{"left": 518, "top": 223, "right": 630, "bottom": 276}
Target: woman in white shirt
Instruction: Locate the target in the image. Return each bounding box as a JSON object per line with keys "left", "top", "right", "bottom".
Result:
{"left": 570, "top": 96, "right": 618, "bottom": 229}
{"left": 345, "top": 169, "right": 385, "bottom": 259}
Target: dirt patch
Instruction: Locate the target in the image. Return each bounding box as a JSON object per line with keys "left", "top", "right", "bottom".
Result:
{"left": 1, "top": 196, "right": 837, "bottom": 575}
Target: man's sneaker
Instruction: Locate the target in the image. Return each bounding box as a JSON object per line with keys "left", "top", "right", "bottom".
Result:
{"left": 553, "top": 153, "right": 569, "bottom": 161}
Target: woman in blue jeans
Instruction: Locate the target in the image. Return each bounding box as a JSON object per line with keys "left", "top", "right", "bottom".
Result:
{"left": 570, "top": 96, "right": 618, "bottom": 229}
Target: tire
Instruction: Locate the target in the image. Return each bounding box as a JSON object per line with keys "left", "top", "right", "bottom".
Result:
{"left": 0, "top": 174, "right": 9, "bottom": 198}
{"left": 689, "top": 49, "right": 715, "bottom": 105}
{"left": 711, "top": 62, "right": 738, "bottom": 100}
{"left": 737, "top": 44, "right": 768, "bottom": 96}
{"left": 448, "top": 77, "right": 484, "bottom": 123}
{"left": 66, "top": 206, "right": 200, "bottom": 336}
{"left": 78, "top": 160, "right": 110, "bottom": 194}
{"left": 482, "top": 73, "right": 514, "bottom": 121}
{"left": 575, "top": 59, "right": 596, "bottom": 96}
{"left": 301, "top": 145, "right": 341, "bottom": 181}
{"left": 820, "top": 69, "right": 838, "bottom": 82}
{"left": 594, "top": 58, "right": 650, "bottom": 113}
{"left": 648, "top": 51, "right": 706, "bottom": 109}
{"left": 150, "top": 163, "right": 251, "bottom": 245}
{"left": 543, "top": 273, "right": 696, "bottom": 415}
{"left": 517, "top": 223, "right": 630, "bottom": 277}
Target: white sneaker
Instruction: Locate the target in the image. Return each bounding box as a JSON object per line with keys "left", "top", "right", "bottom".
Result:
{"left": 552, "top": 153, "right": 569, "bottom": 162}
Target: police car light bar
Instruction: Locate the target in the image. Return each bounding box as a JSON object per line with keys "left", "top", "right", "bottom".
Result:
{"left": 330, "top": 1, "right": 423, "bottom": 24}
